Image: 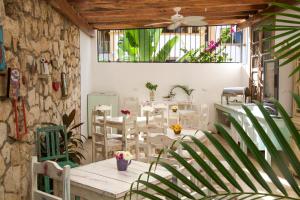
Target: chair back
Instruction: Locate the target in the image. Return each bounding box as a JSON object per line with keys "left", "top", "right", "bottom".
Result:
{"left": 122, "top": 97, "right": 140, "bottom": 116}
{"left": 92, "top": 109, "right": 108, "bottom": 144}
{"left": 199, "top": 104, "right": 209, "bottom": 130}
{"left": 179, "top": 111, "right": 201, "bottom": 129}
{"left": 36, "top": 125, "right": 69, "bottom": 162}
{"left": 32, "top": 156, "right": 70, "bottom": 200}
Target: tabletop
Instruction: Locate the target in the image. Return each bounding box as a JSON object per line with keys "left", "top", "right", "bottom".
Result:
{"left": 150, "top": 128, "right": 205, "bottom": 140}
{"left": 69, "top": 158, "right": 172, "bottom": 199}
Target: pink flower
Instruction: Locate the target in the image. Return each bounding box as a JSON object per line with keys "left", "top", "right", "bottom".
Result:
{"left": 230, "top": 26, "right": 236, "bottom": 33}
{"left": 205, "top": 40, "right": 219, "bottom": 52}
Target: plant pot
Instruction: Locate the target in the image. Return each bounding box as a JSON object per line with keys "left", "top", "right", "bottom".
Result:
{"left": 117, "top": 159, "right": 131, "bottom": 171}
{"left": 171, "top": 108, "right": 178, "bottom": 113}
{"left": 173, "top": 130, "right": 181, "bottom": 135}
{"left": 149, "top": 91, "right": 155, "bottom": 101}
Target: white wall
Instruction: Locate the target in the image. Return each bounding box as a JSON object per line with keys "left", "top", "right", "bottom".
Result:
{"left": 80, "top": 31, "right": 93, "bottom": 137}
{"left": 83, "top": 34, "right": 249, "bottom": 130}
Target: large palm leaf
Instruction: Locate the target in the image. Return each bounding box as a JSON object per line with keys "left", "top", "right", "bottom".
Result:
{"left": 118, "top": 29, "right": 178, "bottom": 62}
{"left": 126, "top": 96, "right": 300, "bottom": 199}
{"left": 263, "top": 1, "right": 300, "bottom": 77}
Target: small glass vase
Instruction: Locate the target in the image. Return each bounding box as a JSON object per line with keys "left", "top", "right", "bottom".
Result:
{"left": 116, "top": 159, "right": 131, "bottom": 171}
{"left": 149, "top": 90, "right": 155, "bottom": 101}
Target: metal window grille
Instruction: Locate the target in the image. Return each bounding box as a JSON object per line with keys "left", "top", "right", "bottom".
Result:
{"left": 97, "top": 25, "right": 243, "bottom": 63}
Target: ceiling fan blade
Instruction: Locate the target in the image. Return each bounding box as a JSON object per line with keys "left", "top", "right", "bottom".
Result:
{"left": 182, "top": 16, "right": 207, "bottom": 26}
{"left": 167, "top": 21, "right": 182, "bottom": 30}
{"left": 144, "top": 21, "right": 172, "bottom": 27}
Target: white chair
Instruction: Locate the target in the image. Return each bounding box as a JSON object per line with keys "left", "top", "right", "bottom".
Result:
{"left": 179, "top": 111, "right": 201, "bottom": 129}
{"left": 31, "top": 156, "right": 70, "bottom": 200}
{"left": 95, "top": 104, "right": 114, "bottom": 136}
{"left": 122, "top": 115, "right": 139, "bottom": 158}
{"left": 92, "top": 109, "right": 123, "bottom": 161}
{"left": 199, "top": 104, "right": 209, "bottom": 131}
{"left": 122, "top": 97, "right": 140, "bottom": 117}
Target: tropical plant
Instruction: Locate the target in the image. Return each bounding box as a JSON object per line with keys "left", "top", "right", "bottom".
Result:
{"left": 62, "top": 109, "right": 86, "bottom": 164}
{"left": 118, "top": 29, "right": 179, "bottom": 62}
{"left": 40, "top": 109, "right": 85, "bottom": 164}
{"left": 145, "top": 82, "right": 158, "bottom": 91}
{"left": 126, "top": 96, "right": 300, "bottom": 199}
{"left": 178, "top": 27, "right": 233, "bottom": 63}
{"left": 263, "top": 1, "right": 300, "bottom": 77}
{"left": 165, "top": 85, "right": 195, "bottom": 99}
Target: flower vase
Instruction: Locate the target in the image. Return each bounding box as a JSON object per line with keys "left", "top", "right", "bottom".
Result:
{"left": 149, "top": 91, "right": 155, "bottom": 101}
{"left": 117, "top": 159, "right": 131, "bottom": 171}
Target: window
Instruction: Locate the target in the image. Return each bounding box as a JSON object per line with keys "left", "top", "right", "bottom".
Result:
{"left": 97, "top": 25, "right": 243, "bottom": 63}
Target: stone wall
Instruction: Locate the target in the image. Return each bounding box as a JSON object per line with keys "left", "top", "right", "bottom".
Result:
{"left": 0, "top": 0, "right": 81, "bottom": 199}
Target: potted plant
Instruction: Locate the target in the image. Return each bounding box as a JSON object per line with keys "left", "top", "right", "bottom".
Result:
{"left": 169, "top": 85, "right": 195, "bottom": 102}
{"left": 145, "top": 82, "right": 158, "bottom": 101}
{"left": 115, "top": 151, "right": 132, "bottom": 171}
{"left": 170, "top": 124, "right": 182, "bottom": 135}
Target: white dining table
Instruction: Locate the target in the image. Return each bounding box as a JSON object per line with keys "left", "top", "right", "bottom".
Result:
{"left": 58, "top": 158, "right": 172, "bottom": 200}
{"left": 150, "top": 128, "right": 206, "bottom": 141}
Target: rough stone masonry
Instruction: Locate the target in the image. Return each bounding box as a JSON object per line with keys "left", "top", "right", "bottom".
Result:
{"left": 0, "top": 0, "right": 81, "bottom": 199}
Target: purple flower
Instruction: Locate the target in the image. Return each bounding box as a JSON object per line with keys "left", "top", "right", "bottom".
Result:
{"left": 230, "top": 26, "right": 236, "bottom": 33}
{"left": 205, "top": 40, "right": 219, "bottom": 52}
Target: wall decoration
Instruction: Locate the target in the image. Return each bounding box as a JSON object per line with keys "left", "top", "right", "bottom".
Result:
{"left": 0, "top": 69, "right": 9, "bottom": 99}
{"left": 9, "top": 68, "right": 21, "bottom": 99}
{"left": 52, "top": 81, "right": 60, "bottom": 91}
{"left": 0, "top": 25, "right": 6, "bottom": 71}
{"left": 39, "top": 57, "right": 50, "bottom": 78}
{"left": 12, "top": 98, "right": 28, "bottom": 139}
{"left": 61, "top": 72, "right": 68, "bottom": 97}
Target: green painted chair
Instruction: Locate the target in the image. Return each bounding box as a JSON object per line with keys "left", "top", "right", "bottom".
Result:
{"left": 36, "top": 125, "right": 79, "bottom": 194}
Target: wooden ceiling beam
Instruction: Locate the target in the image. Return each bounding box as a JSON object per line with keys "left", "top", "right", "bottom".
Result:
{"left": 86, "top": 13, "right": 249, "bottom": 24}
{"left": 46, "top": 0, "right": 95, "bottom": 37}
{"left": 79, "top": 5, "right": 267, "bottom": 15}
{"left": 93, "top": 19, "right": 242, "bottom": 30}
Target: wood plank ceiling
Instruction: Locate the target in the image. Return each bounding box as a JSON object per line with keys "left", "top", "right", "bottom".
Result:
{"left": 65, "top": 0, "right": 294, "bottom": 30}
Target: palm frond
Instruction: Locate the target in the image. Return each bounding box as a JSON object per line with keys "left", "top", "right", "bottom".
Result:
{"left": 263, "top": 0, "right": 300, "bottom": 76}
{"left": 127, "top": 96, "right": 300, "bottom": 199}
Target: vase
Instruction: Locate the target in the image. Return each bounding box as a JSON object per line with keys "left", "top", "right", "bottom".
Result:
{"left": 149, "top": 91, "right": 155, "bottom": 101}
{"left": 116, "top": 159, "right": 131, "bottom": 171}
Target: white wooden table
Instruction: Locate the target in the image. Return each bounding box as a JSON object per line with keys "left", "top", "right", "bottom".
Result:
{"left": 150, "top": 128, "right": 205, "bottom": 141}
{"left": 97, "top": 116, "right": 148, "bottom": 130}
{"left": 64, "top": 158, "right": 171, "bottom": 200}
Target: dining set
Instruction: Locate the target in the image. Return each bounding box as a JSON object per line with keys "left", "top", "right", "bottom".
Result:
{"left": 32, "top": 99, "right": 210, "bottom": 200}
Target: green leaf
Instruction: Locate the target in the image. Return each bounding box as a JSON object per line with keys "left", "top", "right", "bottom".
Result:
{"left": 279, "top": 50, "right": 300, "bottom": 66}
{"left": 229, "top": 115, "right": 287, "bottom": 195}
{"left": 154, "top": 36, "right": 179, "bottom": 62}
{"left": 190, "top": 136, "right": 243, "bottom": 192}
{"left": 158, "top": 161, "right": 207, "bottom": 196}
{"left": 138, "top": 29, "right": 152, "bottom": 61}
{"left": 129, "top": 190, "right": 162, "bottom": 200}
{"left": 215, "top": 124, "right": 272, "bottom": 193}
{"left": 135, "top": 180, "right": 181, "bottom": 200}
{"left": 144, "top": 172, "right": 196, "bottom": 199}
{"left": 274, "top": 97, "right": 300, "bottom": 150}
{"left": 180, "top": 142, "right": 230, "bottom": 192}
{"left": 243, "top": 105, "right": 300, "bottom": 196}
{"left": 203, "top": 131, "right": 258, "bottom": 192}
{"left": 257, "top": 103, "right": 300, "bottom": 178}
{"left": 168, "top": 150, "right": 219, "bottom": 194}
{"left": 289, "top": 64, "right": 300, "bottom": 77}
{"left": 271, "top": 2, "right": 300, "bottom": 13}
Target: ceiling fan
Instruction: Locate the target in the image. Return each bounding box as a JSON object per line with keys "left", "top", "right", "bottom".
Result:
{"left": 145, "top": 7, "right": 207, "bottom": 30}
